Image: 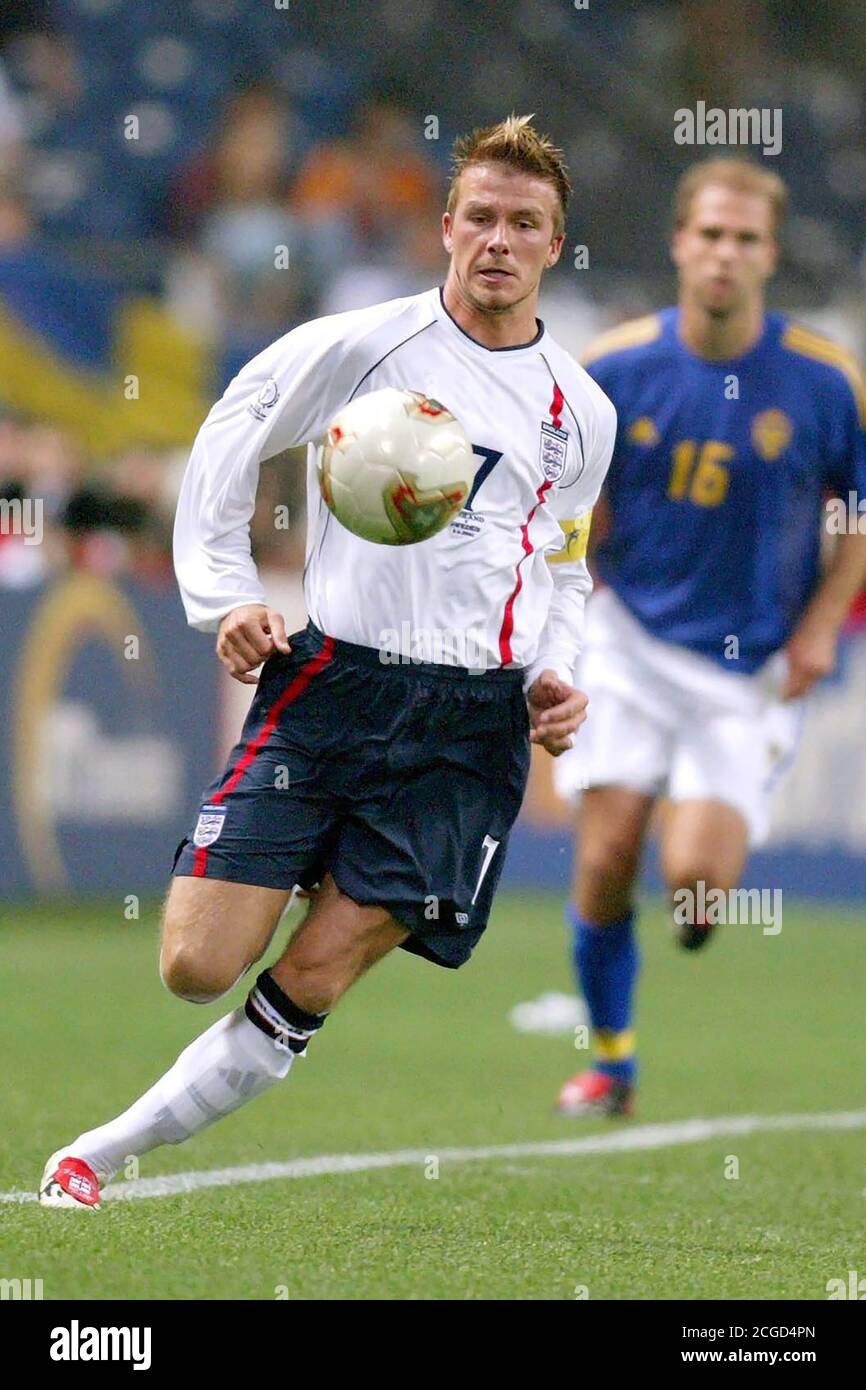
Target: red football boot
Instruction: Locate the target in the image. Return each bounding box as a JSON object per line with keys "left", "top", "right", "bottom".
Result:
{"left": 39, "top": 1150, "right": 102, "bottom": 1210}
{"left": 556, "top": 1069, "right": 635, "bottom": 1117}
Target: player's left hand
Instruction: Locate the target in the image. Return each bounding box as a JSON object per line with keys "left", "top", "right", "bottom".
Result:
{"left": 527, "top": 670, "right": 588, "bottom": 756}
{"left": 782, "top": 618, "right": 839, "bottom": 699}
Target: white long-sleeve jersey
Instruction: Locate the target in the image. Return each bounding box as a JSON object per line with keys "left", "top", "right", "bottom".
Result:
{"left": 174, "top": 286, "right": 616, "bottom": 690}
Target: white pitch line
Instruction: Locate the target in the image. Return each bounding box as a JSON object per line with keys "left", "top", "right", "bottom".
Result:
{"left": 4, "top": 1109, "right": 865, "bottom": 1206}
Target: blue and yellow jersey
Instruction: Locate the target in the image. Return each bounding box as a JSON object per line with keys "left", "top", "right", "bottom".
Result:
{"left": 583, "top": 308, "right": 866, "bottom": 671}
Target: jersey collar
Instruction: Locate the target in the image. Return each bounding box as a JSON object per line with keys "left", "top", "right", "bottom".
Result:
{"left": 433, "top": 286, "right": 546, "bottom": 358}
{"left": 670, "top": 306, "right": 773, "bottom": 370}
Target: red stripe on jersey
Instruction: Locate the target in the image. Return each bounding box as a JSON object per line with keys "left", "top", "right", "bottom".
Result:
{"left": 498, "top": 480, "right": 553, "bottom": 664}
{"left": 497, "top": 383, "right": 564, "bottom": 665}
{"left": 550, "top": 382, "right": 564, "bottom": 430}
{"left": 192, "top": 636, "right": 335, "bottom": 877}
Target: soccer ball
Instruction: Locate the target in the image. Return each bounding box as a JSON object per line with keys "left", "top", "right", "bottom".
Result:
{"left": 317, "top": 387, "right": 474, "bottom": 545}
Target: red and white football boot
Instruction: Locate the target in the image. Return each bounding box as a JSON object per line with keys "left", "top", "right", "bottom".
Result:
{"left": 556, "top": 1069, "right": 635, "bottom": 1117}
{"left": 38, "top": 1149, "right": 102, "bottom": 1210}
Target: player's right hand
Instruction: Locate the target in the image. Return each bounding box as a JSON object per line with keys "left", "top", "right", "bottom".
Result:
{"left": 216, "top": 603, "right": 292, "bottom": 684}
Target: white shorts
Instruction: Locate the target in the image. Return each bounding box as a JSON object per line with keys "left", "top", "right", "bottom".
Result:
{"left": 553, "top": 587, "right": 804, "bottom": 846}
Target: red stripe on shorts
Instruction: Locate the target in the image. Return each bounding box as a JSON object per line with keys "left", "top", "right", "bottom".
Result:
{"left": 192, "top": 636, "right": 335, "bottom": 876}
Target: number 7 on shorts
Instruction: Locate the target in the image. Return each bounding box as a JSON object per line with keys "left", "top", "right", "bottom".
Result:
{"left": 471, "top": 834, "right": 500, "bottom": 906}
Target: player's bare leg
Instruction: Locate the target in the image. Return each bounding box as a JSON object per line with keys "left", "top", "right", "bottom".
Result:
{"left": 39, "top": 874, "right": 407, "bottom": 1209}
{"left": 576, "top": 786, "right": 656, "bottom": 924}
{"left": 660, "top": 798, "right": 750, "bottom": 951}
{"left": 558, "top": 787, "right": 655, "bottom": 1117}
{"left": 159, "top": 877, "right": 291, "bottom": 1002}
{"left": 268, "top": 874, "right": 409, "bottom": 1013}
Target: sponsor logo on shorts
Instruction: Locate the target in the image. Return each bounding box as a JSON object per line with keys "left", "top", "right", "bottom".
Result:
{"left": 193, "top": 804, "right": 227, "bottom": 848}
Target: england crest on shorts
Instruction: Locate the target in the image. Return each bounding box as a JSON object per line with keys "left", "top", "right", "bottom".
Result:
{"left": 193, "top": 804, "right": 227, "bottom": 847}
{"left": 539, "top": 421, "right": 570, "bottom": 482}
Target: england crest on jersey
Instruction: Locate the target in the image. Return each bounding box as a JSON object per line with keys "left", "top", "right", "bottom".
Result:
{"left": 193, "top": 804, "right": 227, "bottom": 847}
{"left": 540, "top": 421, "right": 570, "bottom": 482}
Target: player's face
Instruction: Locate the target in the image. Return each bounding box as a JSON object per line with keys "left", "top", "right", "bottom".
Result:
{"left": 442, "top": 163, "right": 564, "bottom": 315}
{"left": 672, "top": 185, "right": 777, "bottom": 318}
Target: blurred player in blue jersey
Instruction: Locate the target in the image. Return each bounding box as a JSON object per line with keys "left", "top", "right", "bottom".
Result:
{"left": 554, "top": 158, "right": 866, "bottom": 1116}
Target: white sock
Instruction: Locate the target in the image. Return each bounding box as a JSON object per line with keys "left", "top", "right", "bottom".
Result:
{"left": 67, "top": 1007, "right": 294, "bottom": 1182}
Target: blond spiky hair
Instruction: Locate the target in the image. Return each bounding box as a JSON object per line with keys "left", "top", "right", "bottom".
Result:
{"left": 447, "top": 113, "right": 571, "bottom": 235}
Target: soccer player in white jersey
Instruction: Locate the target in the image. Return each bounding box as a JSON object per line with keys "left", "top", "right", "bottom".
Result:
{"left": 552, "top": 159, "right": 866, "bottom": 1117}
{"left": 40, "top": 115, "right": 616, "bottom": 1208}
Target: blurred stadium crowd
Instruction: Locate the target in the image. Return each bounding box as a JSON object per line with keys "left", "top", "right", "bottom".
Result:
{"left": 1, "top": 0, "right": 865, "bottom": 602}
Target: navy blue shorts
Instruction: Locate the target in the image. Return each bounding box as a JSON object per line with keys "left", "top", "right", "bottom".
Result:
{"left": 173, "top": 622, "right": 531, "bottom": 968}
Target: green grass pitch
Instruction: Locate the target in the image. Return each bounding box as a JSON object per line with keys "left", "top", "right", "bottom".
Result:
{"left": 1, "top": 892, "right": 863, "bottom": 1300}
